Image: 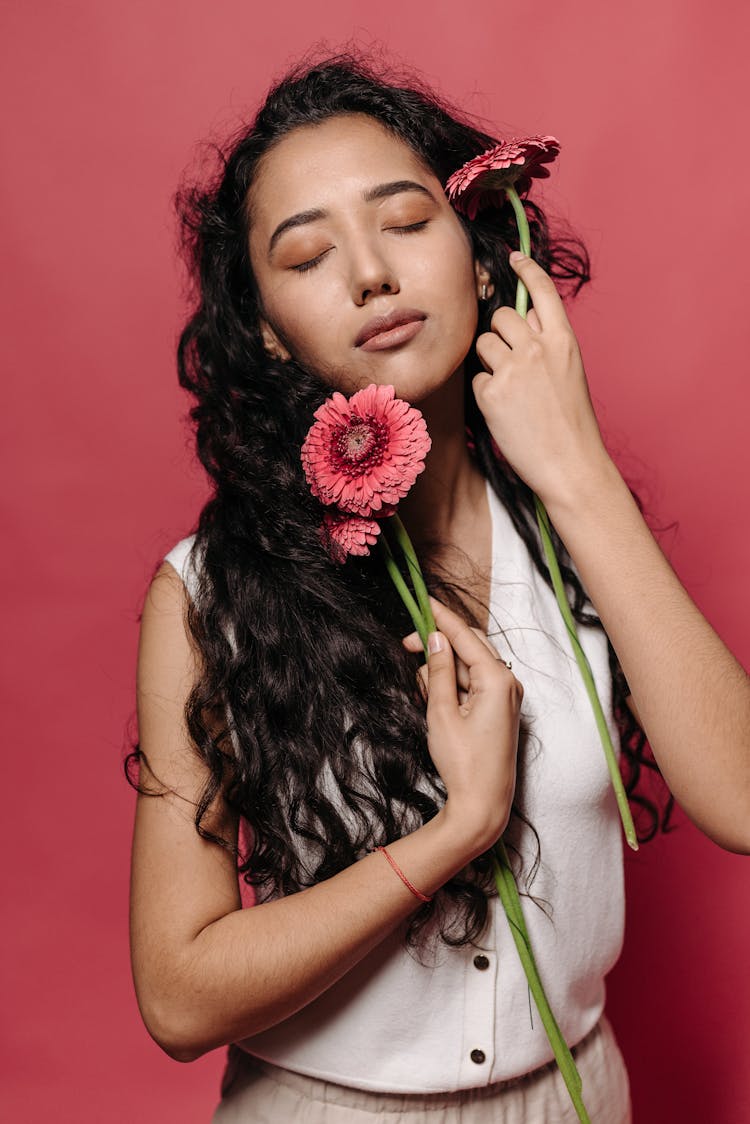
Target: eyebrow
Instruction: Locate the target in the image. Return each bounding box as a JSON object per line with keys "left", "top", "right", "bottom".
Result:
{"left": 267, "top": 180, "right": 437, "bottom": 257}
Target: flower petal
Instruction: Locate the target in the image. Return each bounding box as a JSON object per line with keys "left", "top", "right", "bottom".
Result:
{"left": 301, "top": 384, "right": 431, "bottom": 518}
{"left": 445, "top": 136, "right": 561, "bottom": 218}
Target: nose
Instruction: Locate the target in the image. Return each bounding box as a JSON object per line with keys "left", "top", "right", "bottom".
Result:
{"left": 349, "top": 237, "right": 400, "bottom": 305}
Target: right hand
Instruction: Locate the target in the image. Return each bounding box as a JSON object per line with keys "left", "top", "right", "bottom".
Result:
{"left": 402, "top": 595, "right": 523, "bottom": 850}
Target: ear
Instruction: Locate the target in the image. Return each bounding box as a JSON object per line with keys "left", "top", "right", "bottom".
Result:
{"left": 259, "top": 317, "right": 292, "bottom": 362}
{"left": 473, "top": 260, "right": 495, "bottom": 300}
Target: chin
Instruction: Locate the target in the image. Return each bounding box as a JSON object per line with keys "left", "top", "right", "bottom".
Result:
{"left": 395, "top": 372, "right": 461, "bottom": 407}
{"left": 322, "top": 350, "right": 464, "bottom": 404}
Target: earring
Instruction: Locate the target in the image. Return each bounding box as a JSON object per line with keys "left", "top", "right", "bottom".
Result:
{"left": 480, "top": 283, "right": 488, "bottom": 301}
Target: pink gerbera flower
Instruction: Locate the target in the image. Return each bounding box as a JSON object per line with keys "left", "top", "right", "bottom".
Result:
{"left": 318, "top": 509, "right": 383, "bottom": 564}
{"left": 445, "top": 136, "right": 560, "bottom": 220}
{"left": 301, "top": 383, "right": 431, "bottom": 518}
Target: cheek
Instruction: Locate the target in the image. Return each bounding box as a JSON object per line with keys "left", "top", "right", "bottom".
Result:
{"left": 419, "top": 235, "right": 478, "bottom": 343}
{"left": 417, "top": 221, "right": 475, "bottom": 295}
{"left": 259, "top": 287, "right": 320, "bottom": 360}
{"left": 284, "top": 305, "right": 343, "bottom": 367}
{"left": 268, "top": 299, "right": 352, "bottom": 386}
{"left": 261, "top": 271, "right": 347, "bottom": 357}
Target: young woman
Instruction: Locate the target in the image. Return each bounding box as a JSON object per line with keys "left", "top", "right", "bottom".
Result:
{"left": 127, "top": 53, "right": 750, "bottom": 1123}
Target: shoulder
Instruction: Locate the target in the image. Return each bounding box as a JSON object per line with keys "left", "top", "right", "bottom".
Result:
{"left": 137, "top": 534, "right": 210, "bottom": 700}
{"left": 162, "top": 534, "right": 203, "bottom": 603}
{"left": 138, "top": 559, "right": 196, "bottom": 692}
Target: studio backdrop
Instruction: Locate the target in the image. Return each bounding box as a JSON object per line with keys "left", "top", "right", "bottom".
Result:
{"left": 2, "top": 2, "right": 748, "bottom": 1121}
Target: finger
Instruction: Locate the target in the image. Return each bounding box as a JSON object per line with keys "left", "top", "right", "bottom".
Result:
{"left": 423, "top": 631, "right": 459, "bottom": 713}
{"left": 455, "top": 656, "right": 470, "bottom": 693}
{"left": 472, "top": 367, "right": 494, "bottom": 401}
{"left": 402, "top": 630, "right": 424, "bottom": 653}
{"left": 401, "top": 596, "right": 451, "bottom": 649}
{"left": 526, "top": 308, "right": 542, "bottom": 333}
{"left": 418, "top": 662, "right": 471, "bottom": 696}
{"left": 425, "top": 606, "right": 520, "bottom": 701}
{"left": 427, "top": 598, "right": 509, "bottom": 687}
{"left": 475, "top": 326, "right": 511, "bottom": 375}
{"left": 403, "top": 625, "right": 495, "bottom": 662}
{"left": 488, "top": 305, "right": 531, "bottom": 349}
{"left": 474, "top": 632, "right": 500, "bottom": 658}
{"left": 508, "top": 252, "right": 565, "bottom": 331}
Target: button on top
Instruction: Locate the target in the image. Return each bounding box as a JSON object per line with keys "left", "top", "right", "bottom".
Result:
{"left": 473, "top": 954, "right": 490, "bottom": 971}
{"left": 470, "top": 1048, "right": 486, "bottom": 1065}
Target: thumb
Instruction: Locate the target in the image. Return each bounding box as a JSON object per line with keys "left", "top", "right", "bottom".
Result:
{"left": 424, "top": 631, "right": 456, "bottom": 709}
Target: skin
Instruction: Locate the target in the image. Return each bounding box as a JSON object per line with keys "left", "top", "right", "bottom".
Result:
{"left": 130, "top": 112, "right": 750, "bottom": 1066}
{"left": 247, "top": 112, "right": 494, "bottom": 549}
{"left": 248, "top": 112, "right": 481, "bottom": 400}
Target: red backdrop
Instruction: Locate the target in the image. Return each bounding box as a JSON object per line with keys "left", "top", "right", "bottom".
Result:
{"left": 3, "top": 3, "right": 748, "bottom": 1120}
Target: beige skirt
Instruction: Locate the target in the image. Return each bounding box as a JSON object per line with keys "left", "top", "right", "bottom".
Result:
{"left": 210, "top": 1013, "right": 632, "bottom": 1123}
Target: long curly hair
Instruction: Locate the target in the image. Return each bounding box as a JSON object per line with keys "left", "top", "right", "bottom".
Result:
{"left": 125, "top": 49, "right": 675, "bottom": 948}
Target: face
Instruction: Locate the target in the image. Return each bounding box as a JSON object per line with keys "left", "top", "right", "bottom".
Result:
{"left": 246, "top": 113, "right": 486, "bottom": 403}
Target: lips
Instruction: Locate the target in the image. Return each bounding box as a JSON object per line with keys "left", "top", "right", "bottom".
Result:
{"left": 354, "top": 308, "right": 427, "bottom": 348}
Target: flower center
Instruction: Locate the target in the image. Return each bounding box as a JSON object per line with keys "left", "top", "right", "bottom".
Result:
{"left": 333, "top": 416, "right": 387, "bottom": 476}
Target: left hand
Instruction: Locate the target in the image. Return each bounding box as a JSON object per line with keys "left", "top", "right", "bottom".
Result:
{"left": 473, "top": 253, "right": 613, "bottom": 508}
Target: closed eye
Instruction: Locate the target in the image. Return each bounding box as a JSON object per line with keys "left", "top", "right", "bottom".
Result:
{"left": 291, "top": 250, "right": 331, "bottom": 274}
{"left": 389, "top": 221, "right": 429, "bottom": 234}
{"left": 290, "top": 222, "right": 429, "bottom": 274}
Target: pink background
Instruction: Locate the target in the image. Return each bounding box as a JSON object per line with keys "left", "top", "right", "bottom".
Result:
{"left": 3, "top": 2, "right": 748, "bottom": 1120}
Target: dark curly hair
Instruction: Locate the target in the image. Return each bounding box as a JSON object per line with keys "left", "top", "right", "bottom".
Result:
{"left": 125, "top": 48, "right": 675, "bottom": 948}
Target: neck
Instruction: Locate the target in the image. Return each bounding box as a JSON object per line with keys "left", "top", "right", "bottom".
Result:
{"left": 396, "top": 368, "right": 487, "bottom": 550}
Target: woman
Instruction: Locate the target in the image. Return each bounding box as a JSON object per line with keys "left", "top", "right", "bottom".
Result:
{"left": 127, "top": 53, "right": 750, "bottom": 1122}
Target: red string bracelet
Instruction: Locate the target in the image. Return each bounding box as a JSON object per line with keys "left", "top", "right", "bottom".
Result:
{"left": 374, "top": 846, "right": 433, "bottom": 904}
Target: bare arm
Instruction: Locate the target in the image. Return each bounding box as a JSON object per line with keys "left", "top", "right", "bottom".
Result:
{"left": 130, "top": 564, "right": 522, "bottom": 1062}
{"left": 473, "top": 251, "right": 750, "bottom": 854}
{"left": 542, "top": 458, "right": 750, "bottom": 854}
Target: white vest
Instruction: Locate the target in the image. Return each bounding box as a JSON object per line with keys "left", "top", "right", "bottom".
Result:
{"left": 164, "top": 475, "right": 625, "bottom": 1092}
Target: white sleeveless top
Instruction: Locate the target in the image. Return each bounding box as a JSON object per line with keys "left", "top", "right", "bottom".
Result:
{"left": 163, "top": 476, "right": 625, "bottom": 1093}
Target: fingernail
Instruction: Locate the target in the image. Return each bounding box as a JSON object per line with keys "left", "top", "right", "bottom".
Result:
{"left": 509, "top": 250, "right": 526, "bottom": 263}
{"left": 428, "top": 631, "right": 444, "bottom": 654}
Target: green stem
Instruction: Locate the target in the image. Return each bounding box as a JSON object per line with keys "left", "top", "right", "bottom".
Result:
{"left": 377, "top": 534, "right": 429, "bottom": 654}
{"left": 504, "top": 181, "right": 638, "bottom": 853}
{"left": 493, "top": 840, "right": 592, "bottom": 1124}
{"left": 533, "top": 497, "right": 638, "bottom": 850}
{"left": 504, "top": 185, "right": 531, "bottom": 317}
{"left": 388, "top": 514, "right": 436, "bottom": 637}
